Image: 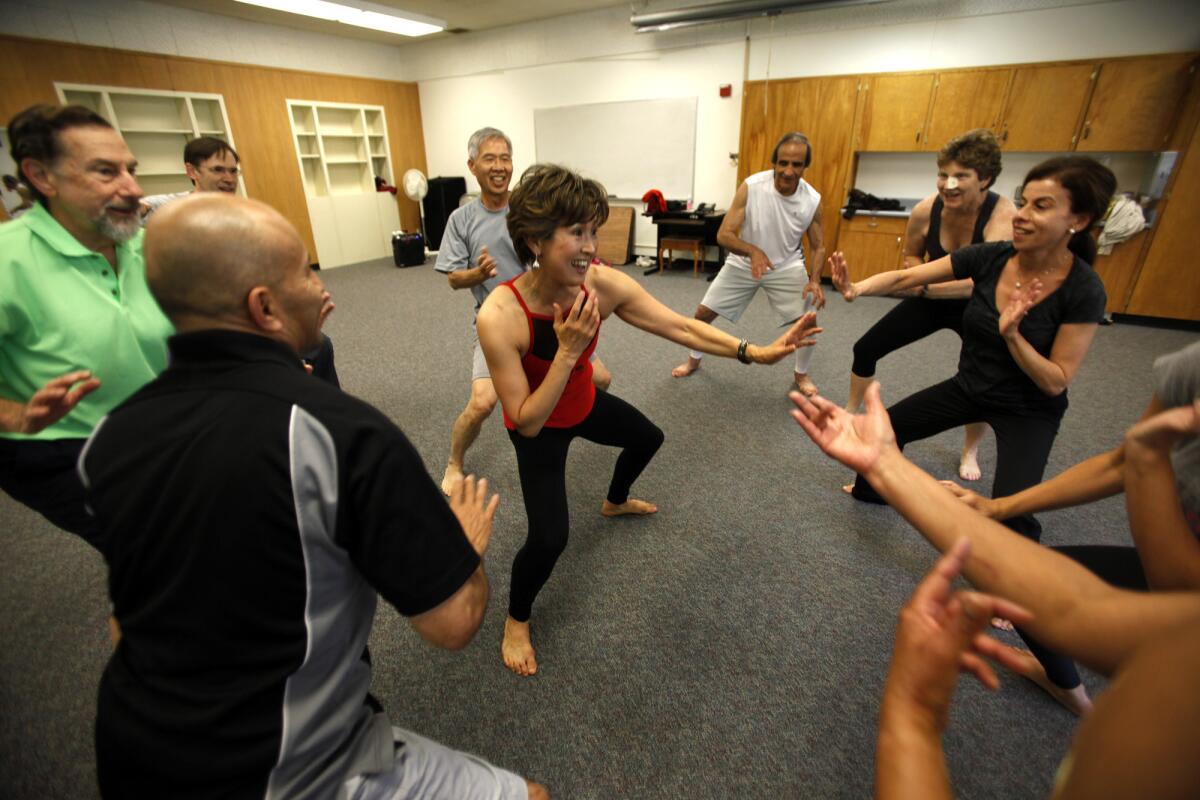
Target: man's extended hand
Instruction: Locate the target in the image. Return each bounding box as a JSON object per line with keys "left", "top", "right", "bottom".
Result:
{"left": 788, "top": 380, "right": 893, "bottom": 475}
{"left": 476, "top": 245, "right": 498, "bottom": 282}
{"left": 803, "top": 278, "right": 826, "bottom": 310}
{"left": 749, "top": 247, "right": 772, "bottom": 280}
{"left": 5, "top": 370, "right": 101, "bottom": 435}
{"left": 448, "top": 474, "right": 499, "bottom": 558}
{"left": 884, "top": 538, "right": 1035, "bottom": 731}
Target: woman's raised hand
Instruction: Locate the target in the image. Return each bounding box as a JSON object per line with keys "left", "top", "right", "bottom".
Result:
{"left": 553, "top": 289, "right": 601, "bottom": 358}
{"left": 999, "top": 279, "right": 1041, "bottom": 340}
{"left": 828, "top": 252, "right": 857, "bottom": 301}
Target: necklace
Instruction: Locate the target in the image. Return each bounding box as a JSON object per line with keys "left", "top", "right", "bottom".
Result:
{"left": 1014, "top": 252, "right": 1069, "bottom": 289}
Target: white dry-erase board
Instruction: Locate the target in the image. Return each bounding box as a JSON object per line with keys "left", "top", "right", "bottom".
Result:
{"left": 534, "top": 97, "right": 697, "bottom": 200}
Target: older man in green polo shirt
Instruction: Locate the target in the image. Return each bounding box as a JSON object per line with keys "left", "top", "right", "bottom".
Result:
{"left": 0, "top": 104, "right": 173, "bottom": 544}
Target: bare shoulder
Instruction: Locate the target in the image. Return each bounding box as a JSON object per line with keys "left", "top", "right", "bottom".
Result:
{"left": 984, "top": 195, "right": 1018, "bottom": 240}
{"left": 910, "top": 193, "right": 937, "bottom": 224}
{"left": 477, "top": 285, "right": 521, "bottom": 332}
{"left": 590, "top": 264, "right": 639, "bottom": 316}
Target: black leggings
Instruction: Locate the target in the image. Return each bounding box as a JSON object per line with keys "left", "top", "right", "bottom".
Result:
{"left": 1023, "top": 546, "right": 1147, "bottom": 689}
{"left": 851, "top": 297, "right": 969, "bottom": 377}
{"left": 0, "top": 437, "right": 97, "bottom": 546}
{"left": 851, "top": 377, "right": 1060, "bottom": 540}
{"left": 507, "top": 390, "right": 664, "bottom": 622}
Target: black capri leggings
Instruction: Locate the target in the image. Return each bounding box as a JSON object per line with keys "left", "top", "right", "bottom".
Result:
{"left": 507, "top": 390, "right": 664, "bottom": 622}
{"left": 850, "top": 376, "right": 1060, "bottom": 540}
{"left": 1024, "top": 545, "right": 1147, "bottom": 690}
{"left": 851, "top": 297, "right": 968, "bottom": 377}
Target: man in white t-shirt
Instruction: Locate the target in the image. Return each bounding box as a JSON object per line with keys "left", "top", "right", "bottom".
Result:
{"left": 141, "top": 136, "right": 239, "bottom": 217}
{"left": 671, "top": 132, "right": 826, "bottom": 394}
{"left": 435, "top": 127, "right": 611, "bottom": 494}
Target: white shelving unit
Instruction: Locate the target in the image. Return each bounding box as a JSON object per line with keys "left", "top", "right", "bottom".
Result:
{"left": 55, "top": 83, "right": 242, "bottom": 197}
{"left": 287, "top": 99, "right": 399, "bottom": 268}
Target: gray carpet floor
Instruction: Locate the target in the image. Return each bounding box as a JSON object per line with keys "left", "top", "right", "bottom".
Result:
{"left": 2, "top": 255, "right": 1194, "bottom": 799}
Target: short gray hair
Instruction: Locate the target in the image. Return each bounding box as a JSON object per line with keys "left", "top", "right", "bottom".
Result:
{"left": 771, "top": 131, "right": 812, "bottom": 167}
{"left": 467, "top": 127, "right": 512, "bottom": 161}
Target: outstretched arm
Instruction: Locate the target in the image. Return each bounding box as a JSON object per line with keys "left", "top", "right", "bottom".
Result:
{"left": 1123, "top": 401, "right": 1200, "bottom": 590}
{"left": 945, "top": 394, "right": 1163, "bottom": 519}
{"left": 829, "top": 252, "right": 957, "bottom": 302}
{"left": 0, "top": 371, "right": 102, "bottom": 434}
{"left": 789, "top": 384, "right": 1200, "bottom": 677}
{"left": 599, "top": 266, "right": 821, "bottom": 363}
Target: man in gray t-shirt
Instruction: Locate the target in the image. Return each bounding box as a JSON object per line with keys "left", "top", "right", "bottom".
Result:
{"left": 434, "top": 127, "right": 611, "bottom": 494}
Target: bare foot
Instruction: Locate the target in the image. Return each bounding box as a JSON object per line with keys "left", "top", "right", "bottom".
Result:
{"left": 527, "top": 781, "right": 550, "bottom": 800}
{"left": 842, "top": 482, "right": 854, "bottom": 494}
{"left": 1003, "top": 644, "right": 1093, "bottom": 716}
{"left": 959, "top": 448, "right": 982, "bottom": 481}
{"left": 440, "top": 462, "right": 463, "bottom": 496}
{"left": 502, "top": 616, "right": 538, "bottom": 677}
{"left": 601, "top": 498, "right": 658, "bottom": 517}
{"left": 671, "top": 357, "right": 701, "bottom": 378}
{"left": 793, "top": 373, "right": 818, "bottom": 397}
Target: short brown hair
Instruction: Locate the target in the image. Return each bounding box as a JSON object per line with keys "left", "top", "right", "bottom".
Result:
{"left": 507, "top": 164, "right": 609, "bottom": 265}
{"left": 937, "top": 129, "right": 1002, "bottom": 189}
{"left": 184, "top": 136, "right": 239, "bottom": 169}
{"left": 8, "top": 104, "right": 113, "bottom": 204}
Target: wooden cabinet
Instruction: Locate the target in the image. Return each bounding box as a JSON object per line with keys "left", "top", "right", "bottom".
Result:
{"left": 1090, "top": 230, "right": 1150, "bottom": 315}
{"left": 857, "top": 73, "right": 935, "bottom": 151}
{"left": 835, "top": 215, "right": 907, "bottom": 281}
{"left": 922, "top": 69, "right": 1011, "bottom": 150}
{"left": 997, "top": 63, "right": 1097, "bottom": 151}
{"left": 1077, "top": 54, "right": 1197, "bottom": 151}
{"left": 1125, "top": 112, "right": 1200, "bottom": 321}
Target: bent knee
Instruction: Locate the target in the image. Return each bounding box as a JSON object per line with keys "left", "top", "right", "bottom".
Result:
{"left": 850, "top": 339, "right": 877, "bottom": 377}
{"left": 695, "top": 305, "right": 719, "bottom": 323}
{"left": 527, "top": 781, "right": 550, "bottom": 800}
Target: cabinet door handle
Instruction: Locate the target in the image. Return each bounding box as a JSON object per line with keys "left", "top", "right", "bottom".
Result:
{"left": 915, "top": 130, "right": 920, "bottom": 143}
{"left": 1001, "top": 129, "right": 1009, "bottom": 142}
{"left": 1082, "top": 123, "right": 1091, "bottom": 140}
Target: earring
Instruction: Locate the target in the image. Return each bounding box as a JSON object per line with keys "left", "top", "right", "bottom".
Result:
{"left": 1068, "top": 228, "right": 1076, "bottom": 235}
{"left": 532, "top": 253, "right": 540, "bottom": 269}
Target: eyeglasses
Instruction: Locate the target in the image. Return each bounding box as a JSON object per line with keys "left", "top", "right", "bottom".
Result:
{"left": 204, "top": 166, "right": 241, "bottom": 177}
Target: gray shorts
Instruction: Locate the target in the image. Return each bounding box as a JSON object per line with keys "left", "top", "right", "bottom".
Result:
{"left": 701, "top": 261, "right": 809, "bottom": 326}
{"left": 344, "top": 725, "right": 528, "bottom": 800}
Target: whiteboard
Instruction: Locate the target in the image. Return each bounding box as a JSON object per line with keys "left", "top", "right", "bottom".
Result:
{"left": 534, "top": 97, "right": 696, "bottom": 200}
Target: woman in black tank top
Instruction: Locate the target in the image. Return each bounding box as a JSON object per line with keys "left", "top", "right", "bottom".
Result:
{"left": 844, "top": 130, "right": 1015, "bottom": 481}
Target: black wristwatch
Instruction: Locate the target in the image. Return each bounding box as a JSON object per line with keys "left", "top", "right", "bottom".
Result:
{"left": 736, "top": 339, "right": 751, "bottom": 364}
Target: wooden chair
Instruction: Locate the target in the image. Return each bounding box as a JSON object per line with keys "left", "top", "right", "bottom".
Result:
{"left": 658, "top": 237, "right": 704, "bottom": 277}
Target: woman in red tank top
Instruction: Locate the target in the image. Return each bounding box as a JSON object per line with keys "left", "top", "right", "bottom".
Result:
{"left": 476, "top": 164, "right": 822, "bottom": 678}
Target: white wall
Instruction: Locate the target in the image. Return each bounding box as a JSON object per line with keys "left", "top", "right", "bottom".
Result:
{"left": 419, "top": 41, "right": 747, "bottom": 251}
{"left": 0, "top": 0, "right": 408, "bottom": 81}
{"left": 412, "top": 0, "right": 1200, "bottom": 252}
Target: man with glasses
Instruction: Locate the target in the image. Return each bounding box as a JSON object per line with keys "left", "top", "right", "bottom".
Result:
{"left": 141, "top": 136, "right": 240, "bottom": 215}
{"left": 143, "top": 136, "right": 340, "bottom": 385}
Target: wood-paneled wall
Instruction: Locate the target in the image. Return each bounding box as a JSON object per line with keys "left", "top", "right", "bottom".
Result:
{"left": 0, "top": 35, "right": 427, "bottom": 264}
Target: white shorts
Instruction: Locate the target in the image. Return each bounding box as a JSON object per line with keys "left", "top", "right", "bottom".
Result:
{"left": 344, "top": 726, "right": 529, "bottom": 800}
{"left": 700, "top": 261, "right": 809, "bottom": 326}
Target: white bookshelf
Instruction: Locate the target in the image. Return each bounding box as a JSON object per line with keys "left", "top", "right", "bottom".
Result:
{"left": 55, "top": 83, "right": 242, "bottom": 197}
{"left": 286, "top": 99, "right": 399, "bottom": 268}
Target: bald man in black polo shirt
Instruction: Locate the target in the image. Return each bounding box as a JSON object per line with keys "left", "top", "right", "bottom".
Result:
{"left": 80, "top": 195, "right": 547, "bottom": 800}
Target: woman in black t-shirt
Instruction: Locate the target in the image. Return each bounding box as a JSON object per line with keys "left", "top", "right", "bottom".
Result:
{"left": 845, "top": 130, "right": 1016, "bottom": 482}
{"left": 830, "top": 156, "right": 1116, "bottom": 541}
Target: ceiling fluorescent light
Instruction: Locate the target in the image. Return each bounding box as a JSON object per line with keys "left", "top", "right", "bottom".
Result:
{"left": 233, "top": 0, "right": 445, "bottom": 37}
{"left": 632, "top": 0, "right": 889, "bottom": 33}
